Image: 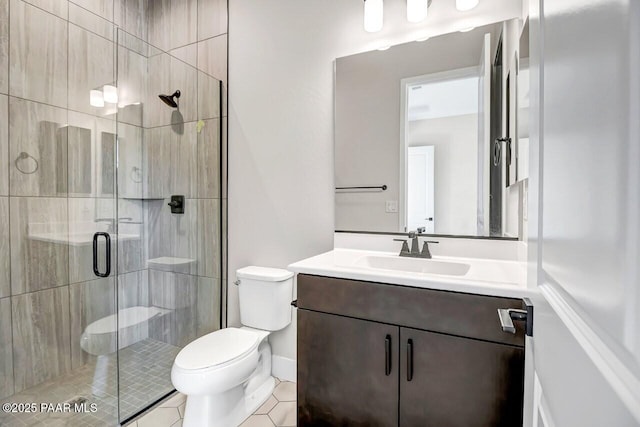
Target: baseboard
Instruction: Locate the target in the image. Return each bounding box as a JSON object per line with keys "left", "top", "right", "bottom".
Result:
{"left": 272, "top": 355, "right": 296, "bottom": 383}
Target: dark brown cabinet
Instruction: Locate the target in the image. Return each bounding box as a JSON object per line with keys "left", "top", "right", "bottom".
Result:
{"left": 296, "top": 274, "right": 526, "bottom": 427}
{"left": 298, "top": 310, "right": 399, "bottom": 426}
{"left": 399, "top": 327, "right": 524, "bottom": 427}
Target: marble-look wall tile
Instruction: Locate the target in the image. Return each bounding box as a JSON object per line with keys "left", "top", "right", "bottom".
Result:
{"left": 196, "top": 198, "right": 220, "bottom": 278}
{"left": 170, "top": 43, "right": 197, "bottom": 68}
{"left": 145, "top": 54, "right": 197, "bottom": 128}
{"left": 172, "top": 122, "right": 197, "bottom": 198}
{"left": 10, "top": 197, "right": 69, "bottom": 294}
{"left": 143, "top": 125, "right": 171, "bottom": 199}
{"left": 9, "top": 97, "right": 68, "bottom": 197}
{"left": 197, "top": 71, "right": 220, "bottom": 121}
{"left": 69, "top": 277, "right": 116, "bottom": 369}
{"left": 68, "top": 24, "right": 116, "bottom": 116}
{"left": 114, "top": 0, "right": 147, "bottom": 42}
{"left": 148, "top": 0, "right": 196, "bottom": 52}
{"left": 197, "top": 34, "right": 227, "bottom": 83}
{"left": 68, "top": 111, "right": 116, "bottom": 197}
{"left": 148, "top": 269, "right": 196, "bottom": 347}
{"left": 221, "top": 197, "right": 226, "bottom": 279}
{"left": 118, "top": 269, "right": 148, "bottom": 309}
{"left": 196, "top": 118, "right": 220, "bottom": 199}
{"left": 116, "top": 45, "right": 146, "bottom": 127}
{"left": 197, "top": 0, "right": 227, "bottom": 41}
{"left": 11, "top": 286, "right": 71, "bottom": 393}
{"left": 0, "top": 95, "right": 7, "bottom": 195}
{"left": 69, "top": 3, "right": 114, "bottom": 41}
{"left": 67, "top": 125, "right": 92, "bottom": 197}
{"left": 0, "top": 297, "right": 13, "bottom": 399}
{"left": 0, "top": 198, "right": 9, "bottom": 298}
{"left": 10, "top": 0, "right": 68, "bottom": 107}
{"left": 221, "top": 116, "right": 227, "bottom": 198}
{"left": 118, "top": 122, "right": 143, "bottom": 198}
{"left": 196, "top": 276, "right": 220, "bottom": 337}
{"left": 70, "top": 0, "right": 113, "bottom": 22}
{"left": 21, "top": 0, "right": 68, "bottom": 19}
{"left": 68, "top": 197, "right": 115, "bottom": 284}
{"left": 0, "top": 0, "right": 8, "bottom": 94}
{"left": 118, "top": 198, "right": 144, "bottom": 274}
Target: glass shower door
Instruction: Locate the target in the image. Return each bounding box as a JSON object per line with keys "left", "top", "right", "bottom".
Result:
{"left": 115, "top": 29, "right": 222, "bottom": 423}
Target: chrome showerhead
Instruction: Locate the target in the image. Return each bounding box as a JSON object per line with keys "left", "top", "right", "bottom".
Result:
{"left": 158, "top": 90, "right": 181, "bottom": 108}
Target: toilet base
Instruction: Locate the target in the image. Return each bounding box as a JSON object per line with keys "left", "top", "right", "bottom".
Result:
{"left": 182, "top": 375, "right": 275, "bottom": 427}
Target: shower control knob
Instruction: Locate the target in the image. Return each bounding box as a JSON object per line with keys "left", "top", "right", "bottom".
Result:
{"left": 168, "top": 195, "right": 185, "bottom": 214}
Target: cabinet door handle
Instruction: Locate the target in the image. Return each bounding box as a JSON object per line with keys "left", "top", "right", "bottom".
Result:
{"left": 385, "top": 335, "right": 392, "bottom": 376}
{"left": 407, "top": 339, "right": 414, "bottom": 382}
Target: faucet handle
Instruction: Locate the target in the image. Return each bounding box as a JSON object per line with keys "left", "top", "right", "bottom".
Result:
{"left": 393, "top": 239, "right": 411, "bottom": 255}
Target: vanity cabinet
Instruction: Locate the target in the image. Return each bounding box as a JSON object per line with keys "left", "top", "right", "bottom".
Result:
{"left": 296, "top": 274, "right": 526, "bottom": 427}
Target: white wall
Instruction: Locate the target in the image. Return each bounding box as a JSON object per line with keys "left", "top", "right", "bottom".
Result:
{"left": 408, "top": 114, "right": 478, "bottom": 235}
{"left": 228, "top": 0, "right": 522, "bottom": 360}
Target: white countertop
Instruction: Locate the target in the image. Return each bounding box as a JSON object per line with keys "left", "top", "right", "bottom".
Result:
{"left": 288, "top": 248, "right": 533, "bottom": 299}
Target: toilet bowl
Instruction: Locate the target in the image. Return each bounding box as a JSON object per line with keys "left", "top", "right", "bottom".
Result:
{"left": 171, "top": 266, "right": 294, "bottom": 427}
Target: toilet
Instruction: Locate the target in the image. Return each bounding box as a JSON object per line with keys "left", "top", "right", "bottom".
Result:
{"left": 171, "top": 266, "right": 294, "bottom": 427}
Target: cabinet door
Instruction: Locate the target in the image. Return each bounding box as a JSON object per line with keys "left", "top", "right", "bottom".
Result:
{"left": 399, "top": 327, "right": 524, "bottom": 427}
{"left": 298, "top": 309, "right": 399, "bottom": 427}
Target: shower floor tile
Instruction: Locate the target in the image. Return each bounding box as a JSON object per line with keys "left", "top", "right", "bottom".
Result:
{"left": 0, "top": 339, "right": 181, "bottom": 427}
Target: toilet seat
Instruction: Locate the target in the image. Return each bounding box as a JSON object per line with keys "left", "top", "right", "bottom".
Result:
{"left": 174, "top": 328, "right": 261, "bottom": 372}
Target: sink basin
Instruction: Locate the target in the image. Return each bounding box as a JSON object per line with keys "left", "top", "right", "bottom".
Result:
{"left": 355, "top": 255, "right": 471, "bottom": 276}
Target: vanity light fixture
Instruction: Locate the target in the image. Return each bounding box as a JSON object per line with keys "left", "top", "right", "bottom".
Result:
{"left": 103, "top": 85, "right": 118, "bottom": 104}
{"left": 456, "top": 0, "right": 479, "bottom": 11}
{"left": 90, "top": 90, "right": 105, "bottom": 107}
{"left": 459, "top": 26, "right": 476, "bottom": 32}
{"left": 364, "top": 0, "right": 384, "bottom": 32}
{"left": 407, "top": 0, "right": 428, "bottom": 23}
{"left": 415, "top": 35, "right": 430, "bottom": 42}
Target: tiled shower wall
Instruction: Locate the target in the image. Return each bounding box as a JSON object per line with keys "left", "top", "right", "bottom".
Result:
{"left": 0, "top": 0, "right": 227, "bottom": 402}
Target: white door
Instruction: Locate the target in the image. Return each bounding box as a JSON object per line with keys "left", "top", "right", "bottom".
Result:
{"left": 407, "top": 146, "right": 434, "bottom": 233}
{"left": 527, "top": 0, "right": 640, "bottom": 426}
{"left": 477, "top": 33, "right": 491, "bottom": 235}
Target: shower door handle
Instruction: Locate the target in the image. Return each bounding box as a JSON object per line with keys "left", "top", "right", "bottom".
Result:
{"left": 93, "top": 232, "right": 111, "bottom": 278}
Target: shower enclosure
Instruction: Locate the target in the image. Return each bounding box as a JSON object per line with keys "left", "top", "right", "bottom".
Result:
{"left": 0, "top": 1, "right": 226, "bottom": 425}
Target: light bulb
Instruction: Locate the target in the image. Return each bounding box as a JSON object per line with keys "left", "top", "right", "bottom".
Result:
{"left": 456, "top": 0, "right": 479, "bottom": 11}
{"left": 90, "top": 90, "right": 105, "bottom": 108}
{"left": 407, "top": 0, "right": 427, "bottom": 23}
{"left": 364, "top": 0, "right": 383, "bottom": 33}
{"left": 103, "top": 85, "right": 118, "bottom": 104}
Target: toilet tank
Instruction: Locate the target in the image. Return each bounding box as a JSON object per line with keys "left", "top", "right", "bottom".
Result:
{"left": 236, "top": 266, "right": 294, "bottom": 331}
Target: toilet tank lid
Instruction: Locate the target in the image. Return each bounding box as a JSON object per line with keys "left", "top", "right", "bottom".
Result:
{"left": 236, "top": 266, "right": 294, "bottom": 282}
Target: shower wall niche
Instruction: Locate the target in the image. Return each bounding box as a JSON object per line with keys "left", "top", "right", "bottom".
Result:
{"left": 0, "top": 0, "right": 228, "bottom": 424}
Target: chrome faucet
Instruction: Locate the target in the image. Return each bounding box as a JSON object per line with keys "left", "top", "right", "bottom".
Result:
{"left": 394, "top": 228, "right": 439, "bottom": 259}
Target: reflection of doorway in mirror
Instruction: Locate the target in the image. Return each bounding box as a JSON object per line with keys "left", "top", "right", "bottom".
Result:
{"left": 400, "top": 67, "right": 480, "bottom": 236}
{"left": 407, "top": 146, "right": 435, "bottom": 233}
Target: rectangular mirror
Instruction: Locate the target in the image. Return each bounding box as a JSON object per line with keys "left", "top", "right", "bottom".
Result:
{"left": 335, "top": 17, "right": 529, "bottom": 238}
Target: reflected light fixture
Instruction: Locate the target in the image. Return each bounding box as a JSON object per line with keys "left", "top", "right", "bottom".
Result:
{"left": 456, "top": 0, "right": 479, "bottom": 11}
{"left": 90, "top": 90, "right": 104, "bottom": 107}
{"left": 364, "top": 0, "right": 384, "bottom": 33}
{"left": 407, "top": 0, "right": 428, "bottom": 23}
{"left": 103, "top": 85, "right": 118, "bottom": 104}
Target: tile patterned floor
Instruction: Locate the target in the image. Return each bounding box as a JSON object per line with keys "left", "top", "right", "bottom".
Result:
{"left": 0, "top": 339, "right": 181, "bottom": 427}
{"left": 129, "top": 378, "right": 297, "bottom": 427}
